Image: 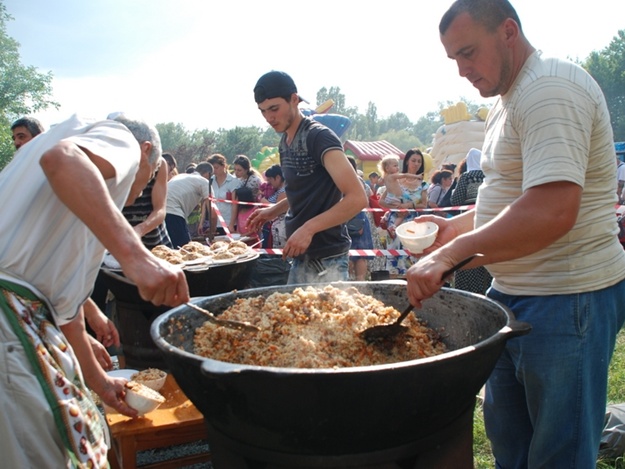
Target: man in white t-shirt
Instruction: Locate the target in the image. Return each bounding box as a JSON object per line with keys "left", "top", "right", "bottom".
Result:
{"left": 406, "top": 1, "right": 625, "bottom": 467}
{"left": 0, "top": 114, "right": 190, "bottom": 468}
{"left": 165, "top": 161, "right": 213, "bottom": 247}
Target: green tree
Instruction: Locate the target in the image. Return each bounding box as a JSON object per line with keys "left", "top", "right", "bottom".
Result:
{"left": 379, "top": 112, "right": 413, "bottom": 135}
{"left": 377, "top": 129, "right": 423, "bottom": 154}
{"left": 214, "top": 126, "right": 265, "bottom": 163}
{"left": 0, "top": 2, "right": 58, "bottom": 169}
{"left": 583, "top": 30, "right": 625, "bottom": 141}
{"left": 413, "top": 111, "right": 444, "bottom": 149}
{"left": 156, "top": 122, "right": 217, "bottom": 171}
{"left": 315, "top": 86, "right": 360, "bottom": 121}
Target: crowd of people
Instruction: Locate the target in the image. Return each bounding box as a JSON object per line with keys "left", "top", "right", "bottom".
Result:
{"left": 3, "top": 1, "right": 625, "bottom": 466}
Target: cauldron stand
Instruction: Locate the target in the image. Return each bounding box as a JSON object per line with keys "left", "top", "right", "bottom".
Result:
{"left": 205, "top": 401, "right": 474, "bottom": 469}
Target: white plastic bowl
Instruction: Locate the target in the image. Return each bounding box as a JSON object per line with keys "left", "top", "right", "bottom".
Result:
{"left": 130, "top": 369, "right": 167, "bottom": 392}
{"left": 124, "top": 381, "right": 165, "bottom": 416}
{"left": 395, "top": 221, "right": 439, "bottom": 254}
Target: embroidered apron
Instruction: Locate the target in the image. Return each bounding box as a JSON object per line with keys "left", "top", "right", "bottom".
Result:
{"left": 0, "top": 279, "right": 109, "bottom": 469}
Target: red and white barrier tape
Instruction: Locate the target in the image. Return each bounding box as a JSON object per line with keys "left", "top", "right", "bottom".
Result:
{"left": 254, "top": 248, "right": 415, "bottom": 258}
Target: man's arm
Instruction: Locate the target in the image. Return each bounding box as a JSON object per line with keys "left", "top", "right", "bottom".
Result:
{"left": 41, "top": 140, "right": 188, "bottom": 417}
{"left": 406, "top": 181, "right": 581, "bottom": 305}
{"left": 40, "top": 141, "right": 189, "bottom": 306}
{"left": 60, "top": 308, "right": 138, "bottom": 417}
{"left": 247, "top": 197, "right": 289, "bottom": 232}
{"left": 83, "top": 297, "right": 119, "bottom": 348}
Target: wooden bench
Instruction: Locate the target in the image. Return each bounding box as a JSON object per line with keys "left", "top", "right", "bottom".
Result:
{"left": 104, "top": 374, "right": 210, "bottom": 469}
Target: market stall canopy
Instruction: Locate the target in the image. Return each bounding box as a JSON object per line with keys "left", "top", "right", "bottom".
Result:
{"left": 344, "top": 140, "right": 405, "bottom": 176}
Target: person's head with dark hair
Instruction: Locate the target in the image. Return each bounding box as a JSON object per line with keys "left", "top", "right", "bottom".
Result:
{"left": 207, "top": 153, "right": 226, "bottom": 167}
{"left": 254, "top": 71, "right": 310, "bottom": 139}
{"left": 233, "top": 154, "right": 262, "bottom": 181}
{"left": 403, "top": 148, "right": 424, "bottom": 175}
{"left": 441, "top": 163, "right": 457, "bottom": 174}
{"left": 264, "top": 164, "right": 284, "bottom": 191}
{"left": 439, "top": 0, "right": 532, "bottom": 98}
{"left": 253, "top": 71, "right": 307, "bottom": 105}
{"left": 195, "top": 162, "right": 213, "bottom": 179}
{"left": 11, "top": 117, "right": 45, "bottom": 150}
{"left": 233, "top": 186, "right": 255, "bottom": 204}
{"left": 185, "top": 163, "right": 197, "bottom": 174}
{"left": 162, "top": 152, "right": 177, "bottom": 175}
{"left": 439, "top": 0, "right": 522, "bottom": 36}
{"left": 233, "top": 154, "right": 252, "bottom": 174}
{"left": 264, "top": 164, "right": 283, "bottom": 179}
{"left": 430, "top": 169, "right": 454, "bottom": 185}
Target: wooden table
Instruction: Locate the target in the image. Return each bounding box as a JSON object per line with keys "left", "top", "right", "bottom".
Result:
{"left": 104, "top": 374, "right": 210, "bottom": 469}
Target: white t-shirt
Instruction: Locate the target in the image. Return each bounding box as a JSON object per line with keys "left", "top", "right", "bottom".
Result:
{"left": 211, "top": 173, "right": 241, "bottom": 226}
{"left": 0, "top": 115, "right": 139, "bottom": 324}
{"left": 166, "top": 173, "right": 210, "bottom": 219}
{"left": 477, "top": 51, "right": 625, "bottom": 295}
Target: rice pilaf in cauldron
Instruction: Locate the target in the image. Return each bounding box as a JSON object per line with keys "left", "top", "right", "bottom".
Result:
{"left": 193, "top": 285, "right": 446, "bottom": 368}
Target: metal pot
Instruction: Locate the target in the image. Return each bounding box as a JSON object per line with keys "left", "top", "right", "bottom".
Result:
{"left": 100, "top": 255, "right": 257, "bottom": 369}
{"left": 151, "top": 282, "right": 530, "bottom": 456}
{"left": 101, "top": 254, "right": 258, "bottom": 304}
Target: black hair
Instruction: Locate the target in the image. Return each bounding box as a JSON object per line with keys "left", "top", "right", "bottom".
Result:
{"left": 233, "top": 186, "right": 255, "bottom": 203}
{"left": 162, "top": 152, "right": 177, "bottom": 170}
{"left": 11, "top": 116, "right": 45, "bottom": 136}
{"left": 430, "top": 169, "right": 454, "bottom": 185}
{"left": 195, "top": 162, "right": 214, "bottom": 176}
{"left": 440, "top": 0, "right": 522, "bottom": 35}
{"left": 264, "top": 164, "right": 283, "bottom": 179}
{"left": 402, "top": 148, "right": 424, "bottom": 175}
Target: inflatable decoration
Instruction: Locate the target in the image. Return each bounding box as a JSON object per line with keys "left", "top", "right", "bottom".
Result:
{"left": 431, "top": 102, "right": 486, "bottom": 169}
{"left": 252, "top": 146, "right": 279, "bottom": 172}
{"left": 312, "top": 114, "right": 351, "bottom": 138}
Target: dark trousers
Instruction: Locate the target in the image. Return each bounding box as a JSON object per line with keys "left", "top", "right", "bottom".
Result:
{"left": 165, "top": 214, "right": 191, "bottom": 248}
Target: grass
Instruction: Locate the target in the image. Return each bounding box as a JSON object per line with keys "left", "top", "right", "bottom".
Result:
{"left": 473, "top": 329, "right": 625, "bottom": 468}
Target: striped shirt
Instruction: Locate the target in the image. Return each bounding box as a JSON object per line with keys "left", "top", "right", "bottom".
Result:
{"left": 477, "top": 51, "right": 625, "bottom": 295}
{"left": 122, "top": 168, "right": 172, "bottom": 248}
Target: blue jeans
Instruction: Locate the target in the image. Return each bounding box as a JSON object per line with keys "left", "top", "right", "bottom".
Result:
{"left": 287, "top": 253, "right": 349, "bottom": 285}
{"left": 485, "top": 280, "right": 625, "bottom": 469}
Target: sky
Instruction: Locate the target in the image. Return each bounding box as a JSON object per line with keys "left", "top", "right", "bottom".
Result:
{"left": 4, "top": 0, "right": 624, "bottom": 132}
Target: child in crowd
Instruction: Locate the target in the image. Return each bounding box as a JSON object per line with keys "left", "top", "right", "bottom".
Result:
{"left": 232, "top": 186, "right": 260, "bottom": 243}
{"left": 377, "top": 154, "right": 423, "bottom": 231}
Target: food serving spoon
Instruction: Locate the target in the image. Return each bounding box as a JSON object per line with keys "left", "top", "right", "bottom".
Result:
{"left": 100, "top": 267, "right": 259, "bottom": 332}
{"left": 360, "top": 254, "right": 483, "bottom": 343}
{"left": 184, "top": 301, "right": 260, "bottom": 332}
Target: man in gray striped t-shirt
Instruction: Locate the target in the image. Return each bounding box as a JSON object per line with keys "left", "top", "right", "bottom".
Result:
{"left": 406, "top": 0, "right": 625, "bottom": 467}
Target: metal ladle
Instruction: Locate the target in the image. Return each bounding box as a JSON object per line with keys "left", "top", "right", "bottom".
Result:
{"left": 360, "top": 254, "right": 483, "bottom": 343}
{"left": 185, "top": 301, "right": 260, "bottom": 332}
{"left": 100, "top": 267, "right": 259, "bottom": 333}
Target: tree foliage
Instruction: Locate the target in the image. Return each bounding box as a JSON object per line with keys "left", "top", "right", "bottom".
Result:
{"left": 156, "top": 122, "right": 217, "bottom": 171}
{"left": 583, "top": 30, "right": 625, "bottom": 141}
{"left": 0, "top": 5, "right": 58, "bottom": 118}
{"left": 0, "top": 2, "right": 58, "bottom": 169}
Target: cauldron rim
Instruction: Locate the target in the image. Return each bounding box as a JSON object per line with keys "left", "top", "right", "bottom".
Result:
{"left": 150, "top": 282, "right": 529, "bottom": 374}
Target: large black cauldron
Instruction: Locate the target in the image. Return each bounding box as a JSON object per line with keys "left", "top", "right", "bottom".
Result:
{"left": 151, "top": 282, "right": 530, "bottom": 457}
